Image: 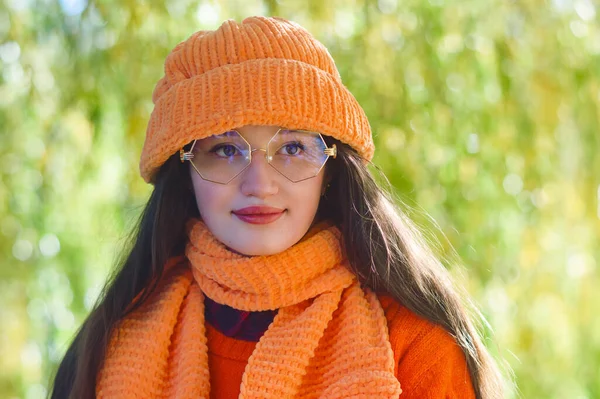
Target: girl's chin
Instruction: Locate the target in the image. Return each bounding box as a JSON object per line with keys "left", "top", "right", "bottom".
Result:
{"left": 206, "top": 217, "right": 309, "bottom": 255}
{"left": 228, "top": 248, "right": 284, "bottom": 257}
{"left": 226, "top": 237, "right": 294, "bottom": 257}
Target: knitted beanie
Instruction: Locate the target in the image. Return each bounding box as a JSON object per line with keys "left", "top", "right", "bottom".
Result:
{"left": 139, "top": 16, "right": 374, "bottom": 183}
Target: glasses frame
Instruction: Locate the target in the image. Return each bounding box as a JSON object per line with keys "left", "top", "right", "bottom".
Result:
{"left": 180, "top": 128, "right": 337, "bottom": 185}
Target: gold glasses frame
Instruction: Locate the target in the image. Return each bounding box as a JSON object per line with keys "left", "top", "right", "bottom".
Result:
{"left": 180, "top": 128, "right": 337, "bottom": 185}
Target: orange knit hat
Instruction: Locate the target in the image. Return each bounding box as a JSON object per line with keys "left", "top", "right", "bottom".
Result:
{"left": 139, "top": 16, "right": 374, "bottom": 183}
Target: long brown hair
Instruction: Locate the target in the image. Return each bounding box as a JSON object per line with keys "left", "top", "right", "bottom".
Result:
{"left": 49, "top": 138, "right": 505, "bottom": 398}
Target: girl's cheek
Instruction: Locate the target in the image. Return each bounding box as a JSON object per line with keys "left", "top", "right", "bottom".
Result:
{"left": 204, "top": 186, "right": 234, "bottom": 213}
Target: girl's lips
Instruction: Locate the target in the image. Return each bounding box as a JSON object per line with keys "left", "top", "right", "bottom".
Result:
{"left": 232, "top": 206, "right": 286, "bottom": 225}
{"left": 232, "top": 206, "right": 285, "bottom": 215}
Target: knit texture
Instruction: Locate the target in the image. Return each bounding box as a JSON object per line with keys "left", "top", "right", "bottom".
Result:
{"left": 139, "top": 16, "right": 374, "bottom": 183}
{"left": 205, "top": 295, "right": 476, "bottom": 399}
{"left": 96, "top": 219, "right": 402, "bottom": 398}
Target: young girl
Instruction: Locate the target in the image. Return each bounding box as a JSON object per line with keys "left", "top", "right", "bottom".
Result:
{"left": 50, "top": 16, "right": 504, "bottom": 399}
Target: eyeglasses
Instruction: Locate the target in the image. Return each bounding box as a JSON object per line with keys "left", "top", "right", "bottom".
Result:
{"left": 180, "top": 128, "right": 337, "bottom": 184}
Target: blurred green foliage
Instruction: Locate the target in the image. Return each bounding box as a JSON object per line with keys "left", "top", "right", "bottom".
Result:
{"left": 1, "top": 0, "right": 599, "bottom": 397}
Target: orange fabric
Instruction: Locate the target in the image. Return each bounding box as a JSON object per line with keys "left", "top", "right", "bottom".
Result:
{"left": 139, "top": 16, "right": 374, "bottom": 183}
{"left": 378, "top": 295, "right": 476, "bottom": 398}
{"left": 96, "top": 219, "right": 402, "bottom": 398}
{"left": 206, "top": 295, "right": 475, "bottom": 399}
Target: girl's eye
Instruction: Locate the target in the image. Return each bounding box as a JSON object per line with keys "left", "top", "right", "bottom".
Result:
{"left": 211, "top": 144, "right": 240, "bottom": 157}
{"left": 279, "top": 142, "right": 305, "bottom": 156}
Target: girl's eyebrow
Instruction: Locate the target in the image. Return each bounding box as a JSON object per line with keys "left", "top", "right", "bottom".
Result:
{"left": 201, "top": 130, "right": 241, "bottom": 141}
{"left": 218, "top": 130, "right": 240, "bottom": 138}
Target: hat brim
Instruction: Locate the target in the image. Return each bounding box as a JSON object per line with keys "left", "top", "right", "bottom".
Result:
{"left": 139, "top": 58, "right": 373, "bottom": 183}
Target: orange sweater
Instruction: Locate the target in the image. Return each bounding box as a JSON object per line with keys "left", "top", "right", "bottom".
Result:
{"left": 206, "top": 294, "right": 475, "bottom": 398}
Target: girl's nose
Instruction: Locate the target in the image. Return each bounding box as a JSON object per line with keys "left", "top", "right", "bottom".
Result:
{"left": 239, "top": 149, "right": 279, "bottom": 198}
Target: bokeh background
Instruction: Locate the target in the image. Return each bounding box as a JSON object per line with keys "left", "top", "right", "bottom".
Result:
{"left": 1, "top": 0, "right": 599, "bottom": 397}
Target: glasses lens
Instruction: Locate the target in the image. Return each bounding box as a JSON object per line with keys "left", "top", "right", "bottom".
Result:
{"left": 267, "top": 130, "right": 328, "bottom": 182}
{"left": 191, "top": 131, "right": 250, "bottom": 183}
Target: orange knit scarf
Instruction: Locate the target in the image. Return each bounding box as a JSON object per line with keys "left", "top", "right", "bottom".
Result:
{"left": 96, "top": 218, "right": 402, "bottom": 398}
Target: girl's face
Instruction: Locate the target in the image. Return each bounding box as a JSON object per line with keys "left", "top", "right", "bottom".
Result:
{"left": 190, "top": 125, "right": 327, "bottom": 256}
